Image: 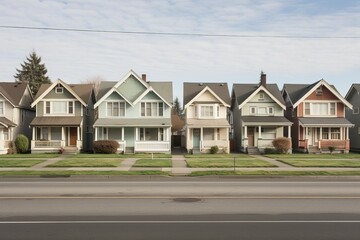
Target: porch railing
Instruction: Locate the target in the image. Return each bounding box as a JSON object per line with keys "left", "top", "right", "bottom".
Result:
{"left": 299, "top": 139, "right": 308, "bottom": 148}
{"left": 319, "top": 139, "right": 350, "bottom": 150}
{"left": 32, "top": 140, "right": 62, "bottom": 148}
{"left": 201, "top": 140, "right": 229, "bottom": 151}
{"left": 135, "top": 141, "right": 170, "bottom": 152}
{"left": 257, "top": 139, "right": 274, "bottom": 148}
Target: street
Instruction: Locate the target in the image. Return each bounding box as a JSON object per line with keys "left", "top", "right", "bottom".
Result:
{"left": 1, "top": 178, "right": 360, "bottom": 239}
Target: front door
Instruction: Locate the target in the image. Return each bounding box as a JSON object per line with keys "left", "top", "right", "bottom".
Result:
{"left": 69, "top": 127, "right": 77, "bottom": 146}
{"left": 248, "top": 127, "right": 254, "bottom": 147}
{"left": 307, "top": 127, "right": 314, "bottom": 146}
{"left": 193, "top": 128, "right": 200, "bottom": 149}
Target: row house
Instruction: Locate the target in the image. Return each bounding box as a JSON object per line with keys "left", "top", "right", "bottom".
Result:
{"left": 0, "top": 82, "right": 35, "bottom": 154}
{"left": 94, "top": 70, "right": 173, "bottom": 153}
{"left": 231, "top": 74, "right": 292, "bottom": 154}
{"left": 282, "top": 79, "right": 353, "bottom": 153}
{"left": 183, "top": 82, "right": 231, "bottom": 153}
{"left": 30, "top": 80, "right": 95, "bottom": 153}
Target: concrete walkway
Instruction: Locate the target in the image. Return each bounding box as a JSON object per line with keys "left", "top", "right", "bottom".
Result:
{"left": 251, "top": 155, "right": 295, "bottom": 168}
{"left": 172, "top": 155, "right": 191, "bottom": 175}
{"left": 30, "top": 155, "right": 70, "bottom": 169}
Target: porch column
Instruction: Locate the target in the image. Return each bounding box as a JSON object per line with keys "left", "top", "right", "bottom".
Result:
{"left": 94, "top": 127, "right": 98, "bottom": 141}
{"left": 347, "top": 127, "right": 349, "bottom": 140}
{"left": 200, "top": 127, "right": 203, "bottom": 150}
{"left": 121, "top": 128, "right": 124, "bottom": 140}
{"left": 77, "top": 127, "right": 80, "bottom": 141}
{"left": 340, "top": 128, "right": 343, "bottom": 140}
{"left": 244, "top": 126, "right": 248, "bottom": 138}
{"left": 32, "top": 127, "right": 35, "bottom": 140}
{"left": 135, "top": 128, "right": 138, "bottom": 141}
{"left": 319, "top": 128, "right": 322, "bottom": 140}
{"left": 258, "top": 126, "right": 262, "bottom": 139}
{"left": 288, "top": 125, "right": 291, "bottom": 138}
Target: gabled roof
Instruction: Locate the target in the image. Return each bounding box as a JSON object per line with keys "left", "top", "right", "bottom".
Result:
{"left": 183, "top": 82, "right": 230, "bottom": 108}
{"left": 0, "top": 82, "right": 33, "bottom": 108}
{"left": 31, "top": 79, "right": 91, "bottom": 107}
{"left": 283, "top": 79, "right": 352, "bottom": 109}
{"left": 95, "top": 71, "right": 173, "bottom": 108}
{"left": 232, "top": 83, "right": 285, "bottom": 110}
{"left": 345, "top": 84, "right": 360, "bottom": 100}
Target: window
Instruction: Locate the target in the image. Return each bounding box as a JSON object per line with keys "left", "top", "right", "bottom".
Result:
{"left": 257, "top": 107, "right": 267, "bottom": 115}
{"left": 45, "top": 101, "right": 74, "bottom": 115}
{"left": 0, "top": 102, "right": 4, "bottom": 115}
{"left": 259, "top": 93, "right": 265, "bottom": 100}
{"left": 46, "top": 102, "right": 50, "bottom": 114}
{"left": 139, "top": 128, "right": 164, "bottom": 141}
{"left": 3, "top": 128, "right": 8, "bottom": 140}
{"left": 250, "top": 107, "right": 256, "bottom": 115}
{"left": 315, "top": 86, "right": 323, "bottom": 96}
{"left": 69, "top": 102, "right": 73, "bottom": 114}
{"left": 107, "top": 102, "right": 125, "bottom": 117}
{"left": 268, "top": 107, "right": 274, "bottom": 115}
{"left": 203, "top": 128, "right": 214, "bottom": 140}
{"left": 194, "top": 105, "right": 198, "bottom": 117}
{"left": 354, "top": 107, "right": 359, "bottom": 115}
{"left": 55, "top": 87, "right": 63, "bottom": 94}
{"left": 217, "top": 128, "right": 220, "bottom": 140}
{"left": 304, "top": 102, "right": 337, "bottom": 116}
{"left": 217, "top": 105, "right": 220, "bottom": 117}
{"left": 141, "top": 102, "right": 163, "bottom": 117}
{"left": 201, "top": 106, "right": 213, "bottom": 117}
{"left": 322, "top": 128, "right": 329, "bottom": 139}
{"left": 52, "top": 101, "right": 67, "bottom": 114}
{"left": 331, "top": 128, "right": 340, "bottom": 140}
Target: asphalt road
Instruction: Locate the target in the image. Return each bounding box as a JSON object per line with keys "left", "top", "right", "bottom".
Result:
{"left": 1, "top": 178, "right": 360, "bottom": 239}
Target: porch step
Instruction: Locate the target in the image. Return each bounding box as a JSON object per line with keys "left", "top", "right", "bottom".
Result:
{"left": 247, "top": 147, "right": 261, "bottom": 155}
{"left": 308, "top": 146, "right": 320, "bottom": 154}
{"left": 191, "top": 148, "right": 201, "bottom": 154}
{"left": 62, "top": 147, "right": 78, "bottom": 155}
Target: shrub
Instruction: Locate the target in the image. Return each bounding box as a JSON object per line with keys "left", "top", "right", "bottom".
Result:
{"left": 264, "top": 148, "right": 279, "bottom": 154}
{"left": 93, "top": 140, "right": 119, "bottom": 154}
{"left": 210, "top": 145, "right": 219, "bottom": 154}
{"left": 272, "top": 137, "right": 291, "bottom": 154}
{"left": 14, "top": 134, "right": 29, "bottom": 153}
{"left": 328, "top": 146, "right": 335, "bottom": 154}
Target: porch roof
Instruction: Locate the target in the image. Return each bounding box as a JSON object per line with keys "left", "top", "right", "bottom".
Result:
{"left": 186, "top": 119, "right": 230, "bottom": 128}
{"left": 241, "top": 116, "right": 292, "bottom": 126}
{"left": 298, "top": 117, "right": 354, "bottom": 127}
{"left": 93, "top": 118, "right": 171, "bottom": 127}
{"left": 30, "top": 117, "right": 83, "bottom": 126}
{"left": 0, "top": 117, "right": 16, "bottom": 128}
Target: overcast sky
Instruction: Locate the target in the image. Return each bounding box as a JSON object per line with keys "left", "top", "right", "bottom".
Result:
{"left": 0, "top": 0, "right": 359, "bottom": 103}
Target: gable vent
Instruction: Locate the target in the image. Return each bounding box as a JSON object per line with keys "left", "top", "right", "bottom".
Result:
{"left": 315, "top": 86, "right": 323, "bottom": 96}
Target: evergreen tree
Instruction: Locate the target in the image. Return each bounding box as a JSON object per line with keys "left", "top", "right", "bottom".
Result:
{"left": 172, "top": 97, "right": 183, "bottom": 116}
{"left": 14, "top": 51, "right": 51, "bottom": 96}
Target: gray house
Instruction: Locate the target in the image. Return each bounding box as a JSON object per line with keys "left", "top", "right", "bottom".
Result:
{"left": 0, "top": 82, "right": 35, "bottom": 154}
{"left": 30, "top": 79, "right": 95, "bottom": 153}
{"left": 231, "top": 74, "right": 292, "bottom": 153}
{"left": 94, "top": 70, "right": 173, "bottom": 153}
{"left": 345, "top": 84, "right": 360, "bottom": 152}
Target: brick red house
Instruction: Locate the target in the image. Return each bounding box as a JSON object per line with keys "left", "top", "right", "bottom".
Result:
{"left": 282, "top": 79, "right": 353, "bottom": 153}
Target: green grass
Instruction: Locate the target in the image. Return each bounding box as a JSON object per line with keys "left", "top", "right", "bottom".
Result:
{"left": 0, "top": 154, "right": 59, "bottom": 158}
{"left": 70, "top": 154, "right": 121, "bottom": 158}
{"left": 278, "top": 159, "right": 360, "bottom": 167}
{"left": 0, "top": 170, "right": 168, "bottom": 176}
{"left": 48, "top": 158, "right": 121, "bottom": 167}
{"left": 190, "top": 170, "right": 360, "bottom": 176}
{"left": 186, "top": 159, "right": 276, "bottom": 168}
{"left": 119, "top": 153, "right": 171, "bottom": 159}
{"left": 185, "top": 154, "right": 252, "bottom": 159}
{"left": 0, "top": 159, "right": 45, "bottom": 167}
{"left": 266, "top": 153, "right": 360, "bottom": 160}
{"left": 133, "top": 159, "right": 172, "bottom": 167}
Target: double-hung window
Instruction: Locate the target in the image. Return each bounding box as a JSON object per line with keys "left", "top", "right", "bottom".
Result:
{"left": 45, "top": 101, "right": 75, "bottom": 115}
{"left": 304, "top": 102, "right": 336, "bottom": 116}
{"left": 141, "top": 102, "right": 164, "bottom": 117}
{"left": 0, "top": 101, "right": 4, "bottom": 115}
{"left": 107, "top": 102, "right": 125, "bottom": 117}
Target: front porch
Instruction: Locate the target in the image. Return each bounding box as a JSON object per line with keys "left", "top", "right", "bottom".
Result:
{"left": 94, "top": 127, "right": 171, "bottom": 153}
{"left": 186, "top": 127, "right": 230, "bottom": 153}
{"left": 31, "top": 126, "right": 82, "bottom": 153}
{"left": 0, "top": 127, "right": 14, "bottom": 154}
{"left": 299, "top": 126, "right": 351, "bottom": 153}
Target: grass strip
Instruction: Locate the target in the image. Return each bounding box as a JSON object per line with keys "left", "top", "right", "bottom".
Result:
{"left": 0, "top": 154, "right": 59, "bottom": 159}
{"left": 47, "top": 159, "right": 121, "bottom": 167}
{"left": 190, "top": 170, "right": 360, "bottom": 176}
{"left": 133, "top": 159, "right": 172, "bottom": 167}
{"left": 0, "top": 170, "right": 168, "bottom": 176}
{"left": 119, "top": 153, "right": 172, "bottom": 159}
{"left": 277, "top": 159, "right": 360, "bottom": 167}
{"left": 0, "top": 159, "right": 45, "bottom": 167}
{"left": 265, "top": 153, "right": 360, "bottom": 160}
{"left": 186, "top": 159, "right": 276, "bottom": 168}
{"left": 185, "top": 154, "right": 251, "bottom": 159}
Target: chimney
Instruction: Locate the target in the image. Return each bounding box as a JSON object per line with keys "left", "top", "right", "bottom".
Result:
{"left": 141, "top": 74, "right": 147, "bottom": 82}
{"left": 260, "top": 72, "right": 266, "bottom": 87}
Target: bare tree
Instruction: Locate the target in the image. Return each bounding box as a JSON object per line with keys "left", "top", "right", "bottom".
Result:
{"left": 82, "top": 76, "right": 104, "bottom": 95}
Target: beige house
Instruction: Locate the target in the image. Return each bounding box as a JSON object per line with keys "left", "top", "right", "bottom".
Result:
{"left": 183, "top": 82, "right": 231, "bottom": 153}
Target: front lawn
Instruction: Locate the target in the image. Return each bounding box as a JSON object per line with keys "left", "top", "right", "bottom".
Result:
{"left": 0, "top": 154, "right": 59, "bottom": 159}
{"left": 190, "top": 170, "right": 360, "bottom": 176}
{"left": 119, "top": 153, "right": 172, "bottom": 159}
{"left": 133, "top": 159, "right": 172, "bottom": 167}
{"left": 0, "top": 159, "right": 45, "bottom": 167}
{"left": 186, "top": 158, "right": 276, "bottom": 168}
{"left": 278, "top": 159, "right": 360, "bottom": 167}
{"left": 185, "top": 154, "right": 252, "bottom": 159}
{"left": 70, "top": 154, "right": 121, "bottom": 158}
{"left": 47, "top": 158, "right": 121, "bottom": 167}
{"left": 266, "top": 153, "right": 360, "bottom": 160}
{"left": 0, "top": 170, "right": 168, "bottom": 176}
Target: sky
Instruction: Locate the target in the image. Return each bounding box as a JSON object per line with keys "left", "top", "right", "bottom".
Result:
{"left": 0, "top": 0, "right": 360, "bottom": 104}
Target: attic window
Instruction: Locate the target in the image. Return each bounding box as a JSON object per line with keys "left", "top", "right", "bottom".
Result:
{"left": 315, "top": 86, "right": 323, "bottom": 96}
{"left": 259, "top": 93, "right": 265, "bottom": 100}
{"left": 55, "top": 87, "right": 63, "bottom": 94}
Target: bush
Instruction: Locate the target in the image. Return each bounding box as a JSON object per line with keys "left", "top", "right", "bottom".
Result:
{"left": 264, "top": 148, "right": 279, "bottom": 154}
{"left": 272, "top": 137, "right": 291, "bottom": 154}
{"left": 210, "top": 145, "right": 219, "bottom": 154}
{"left": 93, "top": 140, "right": 119, "bottom": 154}
{"left": 14, "top": 134, "right": 29, "bottom": 153}
{"left": 328, "top": 146, "right": 335, "bottom": 154}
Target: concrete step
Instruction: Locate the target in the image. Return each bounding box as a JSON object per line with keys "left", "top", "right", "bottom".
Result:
{"left": 247, "top": 147, "right": 261, "bottom": 155}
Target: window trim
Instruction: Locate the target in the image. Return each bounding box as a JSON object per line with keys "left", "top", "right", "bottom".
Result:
{"left": 303, "top": 101, "right": 338, "bottom": 117}
{"left": 106, "top": 101, "right": 126, "bottom": 118}
{"left": 138, "top": 127, "right": 166, "bottom": 141}
{"left": 55, "top": 87, "right": 63, "bottom": 94}
{"left": 43, "top": 100, "right": 76, "bottom": 116}
{"left": 194, "top": 104, "right": 220, "bottom": 119}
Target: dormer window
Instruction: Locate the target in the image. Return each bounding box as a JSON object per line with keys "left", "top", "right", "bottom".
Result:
{"left": 55, "top": 87, "right": 63, "bottom": 94}
{"left": 315, "top": 86, "right": 323, "bottom": 96}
